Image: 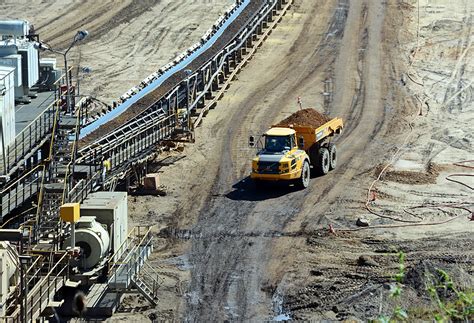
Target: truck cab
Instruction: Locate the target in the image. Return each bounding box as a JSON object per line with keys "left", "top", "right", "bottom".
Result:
{"left": 249, "top": 116, "right": 343, "bottom": 189}
{"left": 250, "top": 127, "right": 310, "bottom": 187}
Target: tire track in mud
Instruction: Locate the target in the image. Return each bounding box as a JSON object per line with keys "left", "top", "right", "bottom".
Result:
{"left": 168, "top": 0, "right": 389, "bottom": 320}
{"left": 307, "top": 0, "right": 387, "bottom": 196}
{"left": 285, "top": 0, "right": 371, "bottom": 218}
{"left": 183, "top": 1, "right": 352, "bottom": 321}
{"left": 444, "top": 13, "right": 472, "bottom": 113}
{"left": 278, "top": 0, "right": 393, "bottom": 316}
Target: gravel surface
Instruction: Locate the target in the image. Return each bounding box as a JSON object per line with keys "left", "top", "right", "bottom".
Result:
{"left": 1, "top": 0, "right": 234, "bottom": 105}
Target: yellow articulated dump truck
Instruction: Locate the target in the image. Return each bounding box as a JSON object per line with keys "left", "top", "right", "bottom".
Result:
{"left": 249, "top": 108, "right": 343, "bottom": 188}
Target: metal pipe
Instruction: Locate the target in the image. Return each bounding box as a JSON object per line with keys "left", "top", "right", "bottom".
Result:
{"left": 71, "top": 223, "right": 75, "bottom": 249}
{"left": 0, "top": 118, "right": 7, "bottom": 174}
{"left": 63, "top": 53, "right": 71, "bottom": 114}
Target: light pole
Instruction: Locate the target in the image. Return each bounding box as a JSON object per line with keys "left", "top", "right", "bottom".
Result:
{"left": 35, "top": 30, "right": 89, "bottom": 114}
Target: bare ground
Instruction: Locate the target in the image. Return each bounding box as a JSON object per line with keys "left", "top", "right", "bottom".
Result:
{"left": 1, "top": 0, "right": 233, "bottom": 104}
{"left": 126, "top": 0, "right": 473, "bottom": 321}
{"left": 4, "top": 0, "right": 472, "bottom": 321}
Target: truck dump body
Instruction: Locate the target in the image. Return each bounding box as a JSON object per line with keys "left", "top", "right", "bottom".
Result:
{"left": 251, "top": 108, "right": 343, "bottom": 188}
{"left": 293, "top": 117, "right": 344, "bottom": 151}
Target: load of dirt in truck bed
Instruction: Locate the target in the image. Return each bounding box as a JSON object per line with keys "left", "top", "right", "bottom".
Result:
{"left": 275, "top": 108, "right": 330, "bottom": 128}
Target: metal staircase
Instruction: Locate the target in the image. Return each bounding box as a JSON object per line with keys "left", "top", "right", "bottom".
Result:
{"left": 132, "top": 275, "right": 158, "bottom": 306}
{"left": 107, "top": 226, "right": 161, "bottom": 305}
{"left": 1, "top": 253, "right": 70, "bottom": 323}
{"left": 36, "top": 112, "right": 81, "bottom": 245}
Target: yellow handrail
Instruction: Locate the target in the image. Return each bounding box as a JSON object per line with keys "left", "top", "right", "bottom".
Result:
{"left": 53, "top": 66, "right": 74, "bottom": 86}
{"left": 31, "top": 100, "right": 61, "bottom": 232}
{"left": 47, "top": 100, "right": 62, "bottom": 162}
{"left": 60, "top": 111, "right": 81, "bottom": 204}
{"left": 34, "top": 164, "right": 47, "bottom": 227}
{"left": 25, "top": 252, "right": 69, "bottom": 319}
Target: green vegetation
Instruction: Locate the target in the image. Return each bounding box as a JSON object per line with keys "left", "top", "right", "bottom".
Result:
{"left": 427, "top": 269, "right": 473, "bottom": 322}
{"left": 377, "top": 252, "right": 473, "bottom": 322}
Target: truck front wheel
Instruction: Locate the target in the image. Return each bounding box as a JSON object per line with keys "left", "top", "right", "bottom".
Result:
{"left": 328, "top": 143, "right": 337, "bottom": 170}
{"left": 316, "top": 148, "right": 330, "bottom": 175}
{"left": 298, "top": 160, "right": 310, "bottom": 188}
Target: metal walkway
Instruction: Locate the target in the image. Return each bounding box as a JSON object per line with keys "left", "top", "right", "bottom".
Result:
{"left": 87, "top": 227, "right": 162, "bottom": 313}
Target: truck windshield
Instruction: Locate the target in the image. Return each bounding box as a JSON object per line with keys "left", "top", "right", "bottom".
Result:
{"left": 264, "top": 135, "right": 291, "bottom": 152}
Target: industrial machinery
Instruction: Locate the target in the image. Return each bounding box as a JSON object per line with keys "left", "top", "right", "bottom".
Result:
{"left": 62, "top": 192, "right": 127, "bottom": 270}
{"left": 0, "top": 20, "right": 39, "bottom": 104}
{"left": 0, "top": 241, "right": 19, "bottom": 317}
{"left": 37, "top": 58, "right": 61, "bottom": 91}
{"left": 250, "top": 110, "right": 343, "bottom": 188}
{"left": 64, "top": 216, "right": 111, "bottom": 269}
{"left": 0, "top": 66, "right": 16, "bottom": 150}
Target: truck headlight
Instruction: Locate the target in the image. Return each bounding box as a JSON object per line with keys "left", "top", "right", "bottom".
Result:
{"left": 280, "top": 163, "right": 291, "bottom": 173}
{"left": 291, "top": 159, "right": 297, "bottom": 169}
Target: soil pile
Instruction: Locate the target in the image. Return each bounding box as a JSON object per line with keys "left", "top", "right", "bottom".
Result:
{"left": 275, "top": 108, "right": 330, "bottom": 128}
{"left": 374, "top": 163, "right": 440, "bottom": 185}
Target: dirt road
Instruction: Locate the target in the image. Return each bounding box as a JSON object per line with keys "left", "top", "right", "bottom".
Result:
{"left": 177, "top": 0, "right": 391, "bottom": 320}
{"left": 2, "top": 0, "right": 471, "bottom": 321}
{"left": 139, "top": 0, "right": 472, "bottom": 321}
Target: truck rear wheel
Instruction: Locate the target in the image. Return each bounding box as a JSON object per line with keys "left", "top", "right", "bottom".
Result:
{"left": 298, "top": 160, "right": 310, "bottom": 188}
{"left": 328, "top": 143, "right": 337, "bottom": 170}
{"left": 316, "top": 148, "right": 330, "bottom": 175}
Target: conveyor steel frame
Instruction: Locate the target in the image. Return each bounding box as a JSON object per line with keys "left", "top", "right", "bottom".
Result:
{"left": 77, "top": 0, "right": 287, "bottom": 181}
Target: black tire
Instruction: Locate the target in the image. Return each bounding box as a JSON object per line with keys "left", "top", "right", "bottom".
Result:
{"left": 298, "top": 160, "right": 311, "bottom": 188}
{"left": 328, "top": 143, "right": 337, "bottom": 170}
{"left": 315, "top": 147, "right": 330, "bottom": 176}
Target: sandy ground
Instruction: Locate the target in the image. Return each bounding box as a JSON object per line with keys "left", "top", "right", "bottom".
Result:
{"left": 1, "top": 0, "right": 233, "bottom": 104}
{"left": 124, "top": 0, "right": 473, "bottom": 321}
{"left": 3, "top": 0, "right": 472, "bottom": 321}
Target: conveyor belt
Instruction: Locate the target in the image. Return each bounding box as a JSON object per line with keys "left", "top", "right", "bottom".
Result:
{"left": 77, "top": 0, "right": 284, "bottom": 178}
{"left": 79, "top": 0, "right": 253, "bottom": 142}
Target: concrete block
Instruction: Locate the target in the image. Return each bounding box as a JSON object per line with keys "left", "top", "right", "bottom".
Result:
{"left": 144, "top": 173, "right": 160, "bottom": 190}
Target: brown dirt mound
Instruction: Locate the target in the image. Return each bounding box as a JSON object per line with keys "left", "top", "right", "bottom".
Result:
{"left": 275, "top": 108, "right": 330, "bottom": 128}
{"left": 374, "top": 163, "right": 440, "bottom": 185}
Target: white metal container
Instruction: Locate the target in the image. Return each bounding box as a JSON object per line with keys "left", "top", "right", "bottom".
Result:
{"left": 39, "top": 58, "right": 59, "bottom": 90}
{"left": 0, "top": 242, "right": 19, "bottom": 316}
{"left": 39, "top": 57, "right": 57, "bottom": 70}
{"left": 0, "top": 54, "right": 23, "bottom": 87}
{"left": 0, "top": 66, "right": 16, "bottom": 150}
{"left": 0, "top": 20, "right": 29, "bottom": 37}
{"left": 18, "top": 41, "right": 39, "bottom": 88}
{"left": 80, "top": 192, "right": 128, "bottom": 264}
